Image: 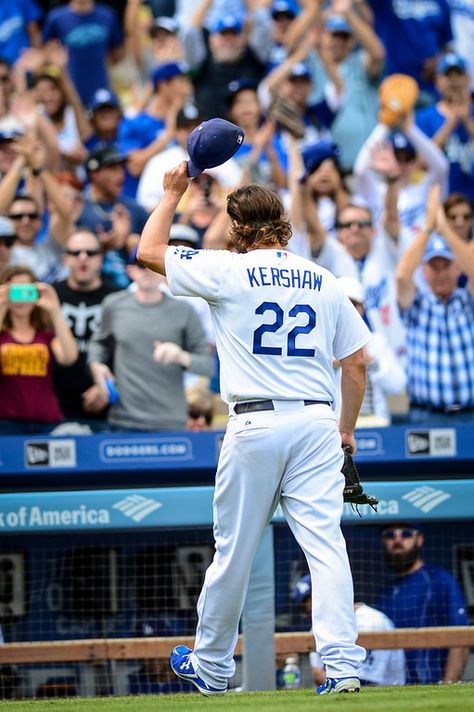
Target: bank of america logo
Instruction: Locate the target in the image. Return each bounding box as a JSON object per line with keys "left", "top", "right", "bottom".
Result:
{"left": 402, "top": 486, "right": 451, "bottom": 513}
{"left": 113, "top": 495, "right": 162, "bottom": 522}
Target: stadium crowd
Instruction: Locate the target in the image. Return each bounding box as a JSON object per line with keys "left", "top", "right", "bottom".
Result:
{"left": 0, "top": 0, "right": 474, "bottom": 435}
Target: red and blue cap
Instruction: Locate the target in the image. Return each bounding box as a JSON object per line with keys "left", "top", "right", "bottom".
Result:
{"left": 187, "top": 118, "right": 244, "bottom": 177}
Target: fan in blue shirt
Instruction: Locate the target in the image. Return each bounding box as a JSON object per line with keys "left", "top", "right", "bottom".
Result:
{"left": 375, "top": 523, "right": 468, "bottom": 684}
{"left": 0, "top": 1, "right": 42, "bottom": 65}
{"left": 368, "top": 0, "right": 453, "bottom": 97}
{"left": 42, "top": 1, "right": 123, "bottom": 107}
{"left": 416, "top": 53, "right": 474, "bottom": 203}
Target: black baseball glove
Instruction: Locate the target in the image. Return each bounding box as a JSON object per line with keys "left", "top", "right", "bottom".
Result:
{"left": 342, "top": 445, "right": 378, "bottom": 515}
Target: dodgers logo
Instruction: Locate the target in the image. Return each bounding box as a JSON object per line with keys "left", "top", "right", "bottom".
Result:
{"left": 178, "top": 248, "right": 199, "bottom": 260}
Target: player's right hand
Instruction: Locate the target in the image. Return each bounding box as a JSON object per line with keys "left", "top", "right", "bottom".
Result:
{"left": 163, "top": 161, "right": 190, "bottom": 199}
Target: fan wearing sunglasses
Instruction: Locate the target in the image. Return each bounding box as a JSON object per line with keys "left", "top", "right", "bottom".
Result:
{"left": 375, "top": 523, "right": 468, "bottom": 686}
{"left": 52, "top": 229, "right": 119, "bottom": 424}
{"left": 9, "top": 195, "right": 67, "bottom": 283}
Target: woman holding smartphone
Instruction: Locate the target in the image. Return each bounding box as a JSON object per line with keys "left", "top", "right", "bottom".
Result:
{"left": 0, "top": 265, "right": 78, "bottom": 434}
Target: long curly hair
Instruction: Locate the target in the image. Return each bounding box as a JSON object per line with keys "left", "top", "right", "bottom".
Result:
{"left": 227, "top": 184, "right": 292, "bottom": 252}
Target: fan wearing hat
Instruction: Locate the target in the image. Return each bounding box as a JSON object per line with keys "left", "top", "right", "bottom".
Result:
{"left": 85, "top": 88, "right": 122, "bottom": 152}
{"left": 79, "top": 145, "right": 149, "bottom": 288}
{"left": 396, "top": 186, "right": 474, "bottom": 419}
{"left": 225, "top": 80, "right": 286, "bottom": 189}
{"left": 354, "top": 111, "right": 449, "bottom": 252}
{"left": 289, "top": 139, "right": 356, "bottom": 276}
{"left": 117, "top": 61, "right": 192, "bottom": 196}
{"left": 291, "top": 572, "right": 406, "bottom": 687}
{"left": 181, "top": 2, "right": 268, "bottom": 119}
{"left": 334, "top": 276, "right": 406, "bottom": 427}
{"left": 417, "top": 53, "right": 474, "bottom": 203}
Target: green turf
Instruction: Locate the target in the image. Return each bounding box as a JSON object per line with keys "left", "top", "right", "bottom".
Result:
{"left": 1, "top": 685, "right": 473, "bottom": 712}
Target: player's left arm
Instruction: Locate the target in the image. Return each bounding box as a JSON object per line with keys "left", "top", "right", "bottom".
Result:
{"left": 138, "top": 162, "right": 191, "bottom": 275}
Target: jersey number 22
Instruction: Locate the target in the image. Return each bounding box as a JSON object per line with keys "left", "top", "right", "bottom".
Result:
{"left": 252, "top": 301, "right": 316, "bottom": 357}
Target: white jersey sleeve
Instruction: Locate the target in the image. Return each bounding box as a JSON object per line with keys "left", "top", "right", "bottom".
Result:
{"left": 165, "top": 246, "right": 232, "bottom": 304}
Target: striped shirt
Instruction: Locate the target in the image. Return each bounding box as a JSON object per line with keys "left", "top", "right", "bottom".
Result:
{"left": 402, "top": 287, "right": 474, "bottom": 408}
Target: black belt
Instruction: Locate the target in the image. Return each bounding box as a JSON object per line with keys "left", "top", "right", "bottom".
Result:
{"left": 410, "top": 402, "right": 474, "bottom": 414}
{"left": 234, "top": 399, "right": 331, "bottom": 414}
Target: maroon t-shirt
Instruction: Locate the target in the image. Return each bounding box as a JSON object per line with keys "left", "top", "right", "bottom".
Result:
{"left": 0, "top": 330, "right": 63, "bottom": 423}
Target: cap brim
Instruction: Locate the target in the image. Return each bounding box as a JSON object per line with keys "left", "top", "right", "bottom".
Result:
{"left": 187, "top": 159, "right": 203, "bottom": 178}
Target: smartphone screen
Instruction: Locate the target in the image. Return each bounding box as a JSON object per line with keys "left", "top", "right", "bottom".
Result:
{"left": 9, "top": 284, "right": 39, "bottom": 303}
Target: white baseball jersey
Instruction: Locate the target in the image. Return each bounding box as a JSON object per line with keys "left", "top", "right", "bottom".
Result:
{"left": 165, "top": 247, "right": 371, "bottom": 403}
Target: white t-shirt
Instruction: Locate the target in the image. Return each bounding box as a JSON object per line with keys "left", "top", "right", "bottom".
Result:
{"left": 355, "top": 232, "right": 406, "bottom": 359}
{"left": 165, "top": 246, "right": 371, "bottom": 403}
{"left": 311, "top": 603, "right": 406, "bottom": 686}
{"left": 11, "top": 237, "right": 67, "bottom": 283}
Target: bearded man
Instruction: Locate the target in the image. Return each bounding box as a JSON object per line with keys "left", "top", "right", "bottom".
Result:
{"left": 375, "top": 523, "right": 468, "bottom": 685}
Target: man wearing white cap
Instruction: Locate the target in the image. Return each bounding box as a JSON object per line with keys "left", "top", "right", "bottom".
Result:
{"left": 397, "top": 197, "right": 474, "bottom": 420}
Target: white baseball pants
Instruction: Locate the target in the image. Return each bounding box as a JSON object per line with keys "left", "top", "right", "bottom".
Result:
{"left": 191, "top": 400, "right": 366, "bottom": 688}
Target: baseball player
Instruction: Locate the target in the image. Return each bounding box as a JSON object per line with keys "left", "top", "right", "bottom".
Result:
{"left": 138, "top": 161, "right": 371, "bottom": 696}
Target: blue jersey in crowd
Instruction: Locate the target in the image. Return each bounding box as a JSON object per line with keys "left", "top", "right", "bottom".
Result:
{"left": 42, "top": 3, "right": 123, "bottom": 107}
{"left": 368, "top": 0, "right": 453, "bottom": 91}
{"left": 118, "top": 113, "right": 167, "bottom": 197}
{"left": 416, "top": 105, "right": 474, "bottom": 202}
{"left": 0, "top": 0, "right": 42, "bottom": 65}
{"left": 375, "top": 563, "right": 468, "bottom": 684}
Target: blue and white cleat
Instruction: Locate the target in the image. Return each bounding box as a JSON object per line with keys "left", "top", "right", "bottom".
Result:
{"left": 316, "top": 676, "right": 361, "bottom": 695}
{"left": 170, "top": 645, "right": 227, "bottom": 696}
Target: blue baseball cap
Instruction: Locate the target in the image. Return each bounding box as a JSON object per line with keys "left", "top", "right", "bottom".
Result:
{"left": 390, "top": 131, "right": 416, "bottom": 156}
{"left": 288, "top": 62, "right": 311, "bottom": 81}
{"left": 227, "top": 79, "right": 258, "bottom": 103}
{"left": 187, "top": 118, "right": 245, "bottom": 177}
{"left": 90, "top": 88, "right": 120, "bottom": 113}
{"left": 152, "top": 61, "right": 188, "bottom": 88}
{"left": 212, "top": 15, "right": 244, "bottom": 34}
{"left": 150, "top": 16, "right": 179, "bottom": 36}
{"left": 423, "top": 234, "right": 454, "bottom": 263}
{"left": 292, "top": 574, "right": 311, "bottom": 603}
{"left": 300, "top": 140, "right": 340, "bottom": 181}
{"left": 271, "top": 1, "right": 298, "bottom": 19}
{"left": 436, "top": 53, "right": 467, "bottom": 75}
{"left": 324, "top": 14, "right": 352, "bottom": 34}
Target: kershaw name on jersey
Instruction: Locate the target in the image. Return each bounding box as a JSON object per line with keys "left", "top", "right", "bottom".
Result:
{"left": 247, "top": 267, "right": 323, "bottom": 291}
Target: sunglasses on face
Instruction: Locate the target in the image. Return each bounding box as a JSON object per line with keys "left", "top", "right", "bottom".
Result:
{"left": 9, "top": 212, "right": 40, "bottom": 221}
{"left": 188, "top": 407, "right": 213, "bottom": 425}
{"left": 65, "top": 248, "right": 102, "bottom": 257}
{"left": 337, "top": 220, "right": 372, "bottom": 230}
{"left": 382, "top": 528, "right": 418, "bottom": 540}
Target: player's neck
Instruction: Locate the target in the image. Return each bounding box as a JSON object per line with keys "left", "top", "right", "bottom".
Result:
{"left": 248, "top": 242, "right": 284, "bottom": 251}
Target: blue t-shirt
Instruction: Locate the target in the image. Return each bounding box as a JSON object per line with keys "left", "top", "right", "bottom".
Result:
{"left": 375, "top": 564, "right": 468, "bottom": 684}
{"left": 118, "top": 113, "right": 167, "bottom": 197}
{"left": 78, "top": 196, "right": 148, "bottom": 289}
{"left": 0, "top": 1, "right": 42, "bottom": 64}
{"left": 368, "top": 0, "right": 453, "bottom": 91}
{"left": 42, "top": 4, "right": 123, "bottom": 107}
{"left": 416, "top": 104, "right": 474, "bottom": 202}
